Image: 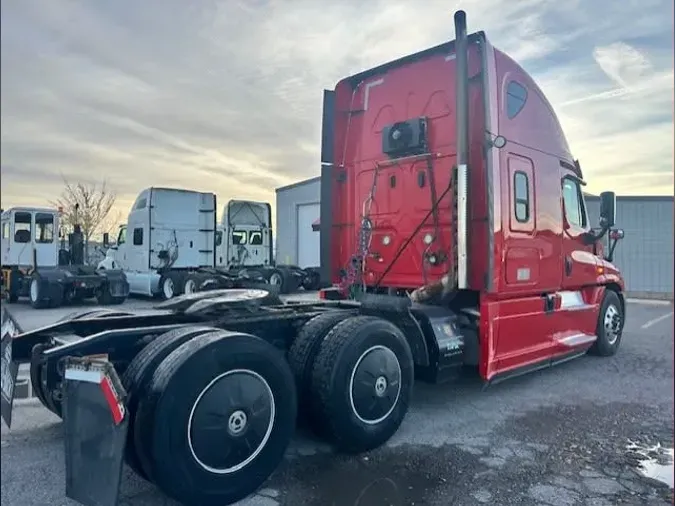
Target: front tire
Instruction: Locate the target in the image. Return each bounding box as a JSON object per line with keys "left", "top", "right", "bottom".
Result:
{"left": 589, "top": 290, "right": 624, "bottom": 357}
{"left": 310, "top": 315, "right": 414, "bottom": 453}
{"left": 136, "top": 331, "right": 297, "bottom": 505}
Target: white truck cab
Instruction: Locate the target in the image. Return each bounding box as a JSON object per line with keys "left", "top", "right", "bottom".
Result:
{"left": 1, "top": 207, "right": 60, "bottom": 269}
{"left": 99, "top": 188, "right": 217, "bottom": 298}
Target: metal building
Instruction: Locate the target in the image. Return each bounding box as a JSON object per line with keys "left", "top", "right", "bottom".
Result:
{"left": 275, "top": 177, "right": 321, "bottom": 268}
{"left": 586, "top": 195, "right": 673, "bottom": 299}
{"left": 276, "top": 178, "right": 673, "bottom": 298}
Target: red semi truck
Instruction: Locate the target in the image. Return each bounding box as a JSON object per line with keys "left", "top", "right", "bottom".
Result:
{"left": 0, "top": 10, "right": 624, "bottom": 506}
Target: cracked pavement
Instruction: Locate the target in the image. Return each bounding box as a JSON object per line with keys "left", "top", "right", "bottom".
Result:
{"left": 1, "top": 300, "right": 673, "bottom": 505}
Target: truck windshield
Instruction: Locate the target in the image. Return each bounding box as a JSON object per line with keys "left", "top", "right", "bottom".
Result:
{"left": 117, "top": 226, "right": 127, "bottom": 245}
{"left": 249, "top": 231, "right": 263, "bottom": 245}
{"left": 232, "top": 230, "right": 247, "bottom": 245}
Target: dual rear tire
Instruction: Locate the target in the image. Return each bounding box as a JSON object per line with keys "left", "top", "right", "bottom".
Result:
{"left": 123, "top": 327, "right": 297, "bottom": 506}
{"left": 288, "top": 313, "right": 414, "bottom": 453}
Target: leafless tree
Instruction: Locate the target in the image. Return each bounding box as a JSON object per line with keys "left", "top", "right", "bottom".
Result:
{"left": 50, "top": 178, "right": 117, "bottom": 261}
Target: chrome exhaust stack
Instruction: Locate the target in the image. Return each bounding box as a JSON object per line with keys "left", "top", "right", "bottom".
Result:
{"left": 411, "top": 10, "right": 470, "bottom": 302}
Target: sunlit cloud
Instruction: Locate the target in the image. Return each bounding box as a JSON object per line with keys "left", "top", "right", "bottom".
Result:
{"left": 1, "top": 0, "right": 673, "bottom": 226}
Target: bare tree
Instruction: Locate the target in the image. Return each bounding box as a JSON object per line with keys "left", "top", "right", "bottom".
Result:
{"left": 50, "top": 178, "right": 117, "bottom": 261}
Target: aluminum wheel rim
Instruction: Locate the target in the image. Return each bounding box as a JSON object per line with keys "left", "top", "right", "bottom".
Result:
{"left": 187, "top": 369, "right": 276, "bottom": 474}
{"left": 269, "top": 273, "right": 282, "bottom": 286}
{"left": 349, "top": 345, "right": 402, "bottom": 425}
{"left": 184, "top": 279, "right": 196, "bottom": 294}
{"left": 163, "top": 278, "right": 174, "bottom": 299}
{"left": 30, "top": 279, "right": 39, "bottom": 302}
{"left": 604, "top": 304, "right": 621, "bottom": 345}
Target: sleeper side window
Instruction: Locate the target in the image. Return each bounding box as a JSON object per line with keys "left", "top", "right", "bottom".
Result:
{"left": 35, "top": 213, "right": 55, "bottom": 243}
{"left": 506, "top": 81, "right": 528, "bottom": 119}
{"left": 14, "top": 212, "right": 32, "bottom": 243}
{"left": 133, "top": 227, "right": 143, "bottom": 246}
{"left": 562, "top": 177, "right": 587, "bottom": 228}
{"left": 513, "top": 171, "right": 530, "bottom": 222}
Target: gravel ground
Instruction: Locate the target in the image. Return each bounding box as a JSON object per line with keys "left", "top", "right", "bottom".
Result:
{"left": 1, "top": 299, "right": 673, "bottom": 506}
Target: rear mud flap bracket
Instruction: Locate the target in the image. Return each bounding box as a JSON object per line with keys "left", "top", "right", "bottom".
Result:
{"left": 63, "top": 357, "right": 129, "bottom": 506}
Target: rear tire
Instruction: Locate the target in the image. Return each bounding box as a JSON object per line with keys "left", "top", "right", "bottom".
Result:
{"left": 158, "top": 275, "right": 177, "bottom": 300}
{"left": 588, "top": 290, "right": 624, "bottom": 357}
{"left": 122, "top": 325, "right": 220, "bottom": 481}
{"left": 310, "top": 315, "right": 414, "bottom": 453}
{"left": 288, "top": 311, "right": 352, "bottom": 422}
{"left": 135, "top": 331, "right": 297, "bottom": 506}
{"left": 183, "top": 274, "right": 201, "bottom": 295}
{"left": 29, "top": 275, "right": 48, "bottom": 309}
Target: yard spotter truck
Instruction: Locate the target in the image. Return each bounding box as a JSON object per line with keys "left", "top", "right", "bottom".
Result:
{"left": 0, "top": 206, "right": 129, "bottom": 309}
{"left": 0, "top": 11, "right": 627, "bottom": 506}
{"left": 215, "top": 199, "right": 322, "bottom": 294}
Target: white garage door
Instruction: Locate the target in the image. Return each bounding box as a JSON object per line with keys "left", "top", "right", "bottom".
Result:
{"left": 296, "top": 203, "right": 320, "bottom": 268}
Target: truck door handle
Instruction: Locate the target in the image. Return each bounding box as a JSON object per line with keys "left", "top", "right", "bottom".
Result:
{"left": 564, "top": 256, "right": 572, "bottom": 276}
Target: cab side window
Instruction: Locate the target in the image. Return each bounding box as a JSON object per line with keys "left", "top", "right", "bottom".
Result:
{"left": 562, "top": 177, "right": 587, "bottom": 228}
{"left": 117, "top": 227, "right": 127, "bottom": 245}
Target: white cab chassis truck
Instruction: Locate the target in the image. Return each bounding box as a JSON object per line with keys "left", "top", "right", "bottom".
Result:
{"left": 1, "top": 207, "right": 129, "bottom": 309}
{"left": 98, "top": 188, "right": 269, "bottom": 300}
{"left": 216, "top": 199, "right": 322, "bottom": 294}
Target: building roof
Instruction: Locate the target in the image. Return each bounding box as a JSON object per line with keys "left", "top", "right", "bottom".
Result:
{"left": 275, "top": 176, "right": 321, "bottom": 193}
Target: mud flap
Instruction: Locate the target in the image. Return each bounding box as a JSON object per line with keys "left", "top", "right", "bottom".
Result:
{"left": 1, "top": 306, "right": 22, "bottom": 428}
{"left": 63, "top": 357, "right": 128, "bottom": 506}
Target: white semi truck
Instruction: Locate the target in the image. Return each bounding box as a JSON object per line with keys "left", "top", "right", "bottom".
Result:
{"left": 1, "top": 206, "right": 129, "bottom": 308}
{"left": 215, "top": 200, "right": 321, "bottom": 294}
{"left": 98, "top": 189, "right": 318, "bottom": 299}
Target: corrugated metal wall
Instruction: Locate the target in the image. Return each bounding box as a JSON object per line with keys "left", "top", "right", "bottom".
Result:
{"left": 275, "top": 177, "right": 320, "bottom": 265}
{"left": 586, "top": 196, "right": 674, "bottom": 298}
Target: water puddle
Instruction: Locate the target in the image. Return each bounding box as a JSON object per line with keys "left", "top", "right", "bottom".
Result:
{"left": 626, "top": 441, "right": 674, "bottom": 489}
{"left": 269, "top": 444, "right": 460, "bottom": 506}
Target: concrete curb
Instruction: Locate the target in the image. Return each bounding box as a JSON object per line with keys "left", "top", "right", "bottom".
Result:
{"left": 626, "top": 298, "right": 673, "bottom": 306}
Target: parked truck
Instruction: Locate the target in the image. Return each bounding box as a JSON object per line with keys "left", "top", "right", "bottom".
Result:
{"left": 1, "top": 206, "right": 129, "bottom": 308}
{"left": 215, "top": 199, "right": 322, "bottom": 293}
{"left": 1, "top": 11, "right": 626, "bottom": 506}
{"left": 97, "top": 188, "right": 273, "bottom": 299}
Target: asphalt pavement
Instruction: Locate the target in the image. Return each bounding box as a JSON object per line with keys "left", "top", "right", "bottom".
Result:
{"left": 1, "top": 298, "right": 673, "bottom": 506}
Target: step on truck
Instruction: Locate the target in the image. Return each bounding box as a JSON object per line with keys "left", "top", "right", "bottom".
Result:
{"left": 216, "top": 199, "right": 322, "bottom": 294}
{"left": 1, "top": 11, "right": 626, "bottom": 506}
{"left": 98, "top": 188, "right": 270, "bottom": 300}
{"left": 1, "top": 206, "right": 129, "bottom": 309}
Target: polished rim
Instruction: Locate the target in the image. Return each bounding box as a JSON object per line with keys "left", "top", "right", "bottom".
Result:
{"left": 604, "top": 304, "right": 622, "bottom": 345}
{"left": 163, "top": 278, "right": 174, "bottom": 299}
{"left": 184, "top": 279, "right": 197, "bottom": 294}
{"left": 30, "top": 279, "right": 39, "bottom": 302}
{"left": 269, "top": 273, "right": 282, "bottom": 286}
{"left": 349, "top": 345, "right": 402, "bottom": 425}
{"left": 187, "top": 369, "right": 275, "bottom": 474}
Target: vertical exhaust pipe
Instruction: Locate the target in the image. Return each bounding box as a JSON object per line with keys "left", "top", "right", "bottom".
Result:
{"left": 454, "top": 10, "right": 469, "bottom": 290}
{"left": 410, "top": 10, "right": 470, "bottom": 302}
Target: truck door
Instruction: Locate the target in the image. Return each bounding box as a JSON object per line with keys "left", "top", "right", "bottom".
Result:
{"left": 125, "top": 197, "right": 150, "bottom": 294}
{"left": 560, "top": 175, "right": 596, "bottom": 290}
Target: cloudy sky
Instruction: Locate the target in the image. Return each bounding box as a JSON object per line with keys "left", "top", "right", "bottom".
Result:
{"left": 1, "top": 0, "right": 673, "bottom": 223}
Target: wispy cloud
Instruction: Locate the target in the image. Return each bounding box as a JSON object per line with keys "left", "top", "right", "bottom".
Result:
{"left": 1, "top": 0, "right": 673, "bottom": 222}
